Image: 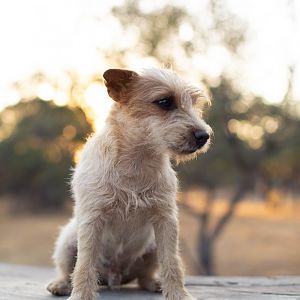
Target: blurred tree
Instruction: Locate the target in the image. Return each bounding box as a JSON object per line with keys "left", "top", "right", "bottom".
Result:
{"left": 0, "top": 99, "right": 93, "bottom": 212}
{"left": 179, "top": 75, "right": 300, "bottom": 274}
{"left": 110, "top": 0, "right": 192, "bottom": 66}
{"left": 109, "top": 0, "right": 246, "bottom": 72}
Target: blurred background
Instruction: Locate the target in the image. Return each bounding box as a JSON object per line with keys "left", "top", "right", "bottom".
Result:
{"left": 0, "top": 0, "right": 300, "bottom": 276}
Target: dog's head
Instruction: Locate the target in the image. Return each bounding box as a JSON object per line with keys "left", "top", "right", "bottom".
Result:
{"left": 103, "top": 68, "right": 212, "bottom": 161}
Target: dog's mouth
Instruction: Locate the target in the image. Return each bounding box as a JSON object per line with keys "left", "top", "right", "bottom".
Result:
{"left": 177, "top": 147, "right": 199, "bottom": 155}
{"left": 170, "top": 144, "right": 203, "bottom": 155}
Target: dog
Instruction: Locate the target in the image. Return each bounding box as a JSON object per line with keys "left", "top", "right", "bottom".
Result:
{"left": 47, "top": 68, "right": 212, "bottom": 300}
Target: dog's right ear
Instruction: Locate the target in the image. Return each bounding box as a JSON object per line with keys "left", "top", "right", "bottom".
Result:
{"left": 103, "top": 69, "right": 138, "bottom": 103}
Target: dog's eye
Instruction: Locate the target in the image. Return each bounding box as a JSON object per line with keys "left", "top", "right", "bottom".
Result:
{"left": 153, "top": 97, "right": 175, "bottom": 110}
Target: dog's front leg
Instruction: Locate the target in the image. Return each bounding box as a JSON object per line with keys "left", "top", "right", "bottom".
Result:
{"left": 67, "top": 215, "right": 103, "bottom": 300}
{"left": 153, "top": 213, "right": 195, "bottom": 300}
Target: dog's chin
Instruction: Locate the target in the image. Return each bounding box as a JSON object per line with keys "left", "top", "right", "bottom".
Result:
{"left": 171, "top": 147, "right": 202, "bottom": 164}
{"left": 170, "top": 144, "right": 208, "bottom": 164}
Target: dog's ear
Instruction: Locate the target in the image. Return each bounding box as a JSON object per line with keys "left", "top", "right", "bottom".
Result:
{"left": 103, "top": 69, "right": 138, "bottom": 103}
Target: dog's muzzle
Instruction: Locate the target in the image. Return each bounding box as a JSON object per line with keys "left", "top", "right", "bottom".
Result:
{"left": 170, "top": 130, "right": 210, "bottom": 155}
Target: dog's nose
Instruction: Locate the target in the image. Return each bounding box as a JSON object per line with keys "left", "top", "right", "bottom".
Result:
{"left": 193, "top": 130, "right": 209, "bottom": 147}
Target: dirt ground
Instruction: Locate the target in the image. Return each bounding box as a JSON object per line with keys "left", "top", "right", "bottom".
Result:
{"left": 0, "top": 198, "right": 300, "bottom": 276}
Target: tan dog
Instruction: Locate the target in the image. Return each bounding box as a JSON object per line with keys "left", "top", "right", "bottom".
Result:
{"left": 47, "top": 68, "right": 212, "bottom": 300}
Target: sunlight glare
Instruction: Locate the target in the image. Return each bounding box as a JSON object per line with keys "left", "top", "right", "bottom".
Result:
{"left": 0, "top": 88, "right": 20, "bottom": 111}
{"left": 54, "top": 91, "right": 69, "bottom": 106}
{"left": 37, "top": 83, "right": 55, "bottom": 101}
{"left": 84, "top": 83, "right": 113, "bottom": 131}
{"left": 179, "top": 22, "right": 194, "bottom": 41}
{"left": 262, "top": 116, "right": 279, "bottom": 134}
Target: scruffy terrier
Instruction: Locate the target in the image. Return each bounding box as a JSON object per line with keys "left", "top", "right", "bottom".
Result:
{"left": 47, "top": 68, "right": 212, "bottom": 300}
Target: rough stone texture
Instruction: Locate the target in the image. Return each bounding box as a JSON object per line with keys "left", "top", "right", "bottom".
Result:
{"left": 1, "top": 263, "right": 300, "bottom": 299}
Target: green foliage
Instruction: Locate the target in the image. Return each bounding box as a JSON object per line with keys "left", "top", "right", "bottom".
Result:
{"left": 0, "top": 99, "right": 93, "bottom": 211}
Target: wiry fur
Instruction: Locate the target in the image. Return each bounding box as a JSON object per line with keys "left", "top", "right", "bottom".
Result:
{"left": 47, "top": 68, "right": 212, "bottom": 300}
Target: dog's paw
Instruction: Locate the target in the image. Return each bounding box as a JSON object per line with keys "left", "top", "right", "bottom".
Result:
{"left": 47, "top": 278, "right": 72, "bottom": 296}
{"left": 66, "top": 294, "right": 86, "bottom": 300}
{"left": 138, "top": 277, "right": 162, "bottom": 293}
{"left": 182, "top": 292, "right": 197, "bottom": 300}
{"left": 164, "top": 288, "right": 196, "bottom": 300}
{"left": 66, "top": 295, "right": 94, "bottom": 300}
{"left": 66, "top": 290, "right": 97, "bottom": 300}
{"left": 66, "top": 296, "right": 80, "bottom": 300}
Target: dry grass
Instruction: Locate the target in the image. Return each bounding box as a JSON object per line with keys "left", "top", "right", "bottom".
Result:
{"left": 179, "top": 189, "right": 300, "bottom": 275}
{"left": 0, "top": 212, "right": 68, "bottom": 266}
{"left": 179, "top": 210, "right": 300, "bottom": 276}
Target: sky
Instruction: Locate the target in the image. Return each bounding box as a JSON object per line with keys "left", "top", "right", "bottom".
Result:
{"left": 0, "top": 0, "right": 299, "bottom": 126}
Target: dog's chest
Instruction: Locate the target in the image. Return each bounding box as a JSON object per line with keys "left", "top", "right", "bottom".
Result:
{"left": 97, "top": 211, "right": 154, "bottom": 280}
